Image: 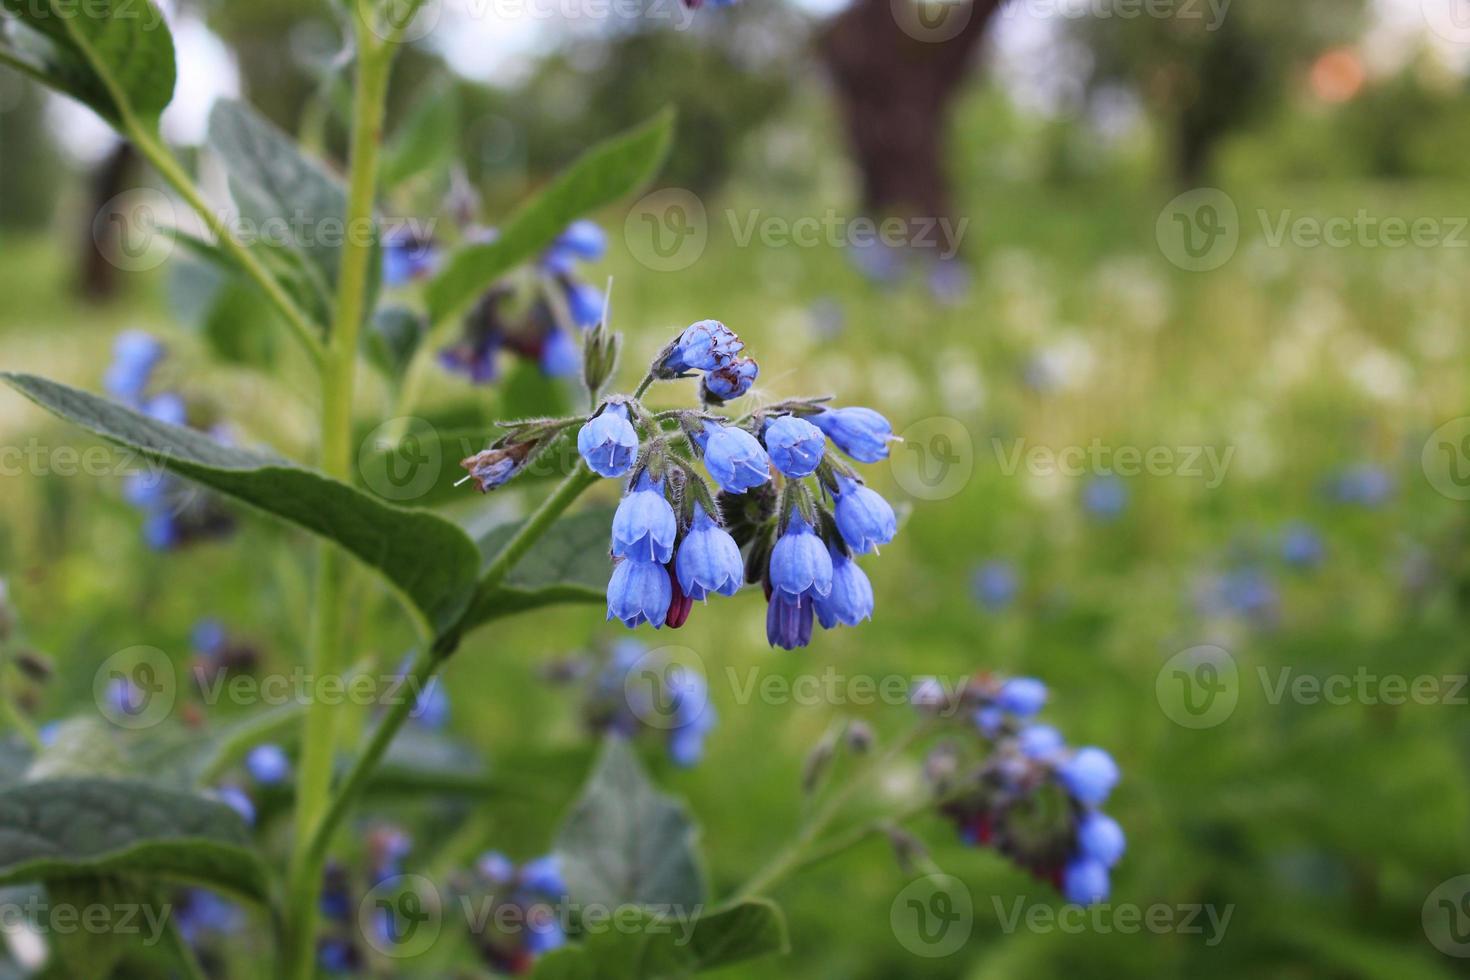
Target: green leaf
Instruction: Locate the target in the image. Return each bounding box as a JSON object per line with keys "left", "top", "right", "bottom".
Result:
{"left": 555, "top": 736, "right": 704, "bottom": 911}
{"left": 25, "top": 718, "right": 126, "bottom": 780}
{"left": 169, "top": 261, "right": 280, "bottom": 369}
{"left": 0, "top": 778, "right": 270, "bottom": 903}
{"left": 381, "top": 78, "right": 460, "bottom": 189}
{"left": 207, "top": 99, "right": 379, "bottom": 331}
{"left": 1, "top": 373, "right": 481, "bottom": 634}
{"left": 464, "top": 507, "right": 614, "bottom": 628}
{"left": 0, "top": 0, "right": 175, "bottom": 126}
{"left": 426, "top": 108, "right": 674, "bottom": 324}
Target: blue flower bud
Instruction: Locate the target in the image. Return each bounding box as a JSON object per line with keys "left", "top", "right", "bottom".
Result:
{"left": 611, "top": 471, "right": 677, "bottom": 563}
{"left": 766, "top": 592, "right": 815, "bottom": 650}
{"left": 606, "top": 558, "right": 672, "bottom": 628}
{"left": 833, "top": 475, "right": 897, "bottom": 554}
{"left": 539, "top": 327, "right": 580, "bottom": 378}
{"left": 145, "top": 393, "right": 187, "bottom": 426}
{"left": 382, "top": 229, "right": 439, "bottom": 286}
{"left": 565, "top": 281, "right": 604, "bottom": 329}
{"left": 1082, "top": 475, "right": 1128, "bottom": 521}
{"left": 698, "top": 423, "right": 770, "bottom": 493}
{"left": 526, "top": 917, "right": 567, "bottom": 954}
{"left": 763, "top": 416, "right": 825, "bottom": 478}
{"left": 1017, "top": 723, "right": 1064, "bottom": 759}
{"left": 973, "top": 706, "right": 1004, "bottom": 736}
{"left": 995, "top": 678, "right": 1047, "bottom": 717}
{"left": 477, "top": 851, "right": 515, "bottom": 884}
{"left": 815, "top": 546, "right": 874, "bottom": 628}
{"left": 215, "top": 786, "right": 256, "bottom": 826}
{"left": 1281, "top": 522, "right": 1323, "bottom": 568}
{"left": 577, "top": 404, "right": 639, "bottom": 478}
{"left": 675, "top": 504, "right": 743, "bottom": 600}
{"left": 1076, "top": 811, "right": 1126, "bottom": 867}
{"left": 1059, "top": 747, "right": 1119, "bottom": 806}
{"left": 769, "top": 515, "right": 833, "bottom": 600}
{"left": 551, "top": 220, "right": 606, "bottom": 264}
{"left": 659, "top": 320, "right": 743, "bottom": 374}
{"left": 667, "top": 669, "right": 715, "bottom": 766}
{"left": 192, "top": 619, "right": 227, "bottom": 655}
{"left": 245, "top": 744, "right": 291, "bottom": 785}
{"left": 461, "top": 442, "right": 535, "bottom": 492}
{"left": 701, "top": 356, "right": 758, "bottom": 403}
{"left": 810, "top": 407, "right": 894, "bottom": 463}
{"left": 972, "top": 560, "right": 1018, "bottom": 611}
{"left": 1062, "top": 856, "right": 1110, "bottom": 905}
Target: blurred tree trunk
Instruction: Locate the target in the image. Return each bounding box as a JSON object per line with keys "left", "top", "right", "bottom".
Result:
{"left": 78, "top": 143, "right": 136, "bottom": 302}
{"left": 817, "top": 0, "right": 1002, "bottom": 254}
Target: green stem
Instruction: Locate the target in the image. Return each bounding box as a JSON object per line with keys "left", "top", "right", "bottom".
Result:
{"left": 127, "top": 127, "right": 326, "bottom": 367}
{"left": 479, "top": 461, "right": 600, "bottom": 591}
{"left": 282, "top": 19, "right": 395, "bottom": 978}
{"left": 158, "top": 899, "right": 210, "bottom": 980}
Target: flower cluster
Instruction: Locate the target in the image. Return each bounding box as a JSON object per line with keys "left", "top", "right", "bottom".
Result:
{"left": 104, "top": 331, "right": 234, "bottom": 550}
{"left": 914, "top": 675, "right": 1125, "bottom": 905}
{"left": 562, "top": 640, "right": 716, "bottom": 766}
{"left": 438, "top": 221, "right": 606, "bottom": 383}
{"left": 318, "top": 824, "right": 415, "bottom": 972}
{"left": 450, "top": 852, "right": 569, "bottom": 973}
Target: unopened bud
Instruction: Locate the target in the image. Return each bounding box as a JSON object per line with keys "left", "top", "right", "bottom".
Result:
{"left": 845, "top": 720, "right": 875, "bottom": 754}
{"left": 885, "top": 825, "right": 930, "bottom": 876}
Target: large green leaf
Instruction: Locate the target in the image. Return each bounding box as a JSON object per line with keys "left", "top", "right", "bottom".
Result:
{"left": 0, "top": 0, "right": 175, "bottom": 126}
{"left": 207, "top": 99, "right": 378, "bottom": 330}
{"left": 463, "top": 507, "right": 614, "bottom": 629}
{"left": 426, "top": 109, "right": 674, "bottom": 324}
{"left": 1, "top": 373, "right": 481, "bottom": 634}
{"left": 0, "top": 779, "right": 270, "bottom": 902}
{"left": 555, "top": 737, "right": 704, "bottom": 912}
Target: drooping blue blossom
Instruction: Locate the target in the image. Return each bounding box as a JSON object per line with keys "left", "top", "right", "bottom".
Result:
{"left": 191, "top": 619, "right": 226, "bottom": 656}
{"left": 769, "top": 515, "right": 833, "bottom": 601}
{"left": 105, "top": 330, "right": 165, "bottom": 406}
{"left": 814, "top": 545, "right": 874, "bottom": 628}
{"left": 701, "top": 356, "right": 758, "bottom": 403}
{"left": 764, "top": 415, "right": 825, "bottom": 478}
{"left": 995, "top": 678, "right": 1047, "bottom": 717}
{"left": 439, "top": 325, "right": 502, "bottom": 384}
{"left": 1062, "top": 856, "right": 1110, "bottom": 904}
{"left": 215, "top": 785, "right": 256, "bottom": 825}
{"left": 766, "top": 592, "right": 815, "bottom": 651}
{"left": 698, "top": 423, "right": 770, "bottom": 493}
{"left": 174, "top": 888, "right": 243, "bottom": 945}
{"left": 832, "top": 474, "right": 897, "bottom": 554}
{"left": 381, "top": 228, "right": 440, "bottom": 286}
{"left": 539, "top": 326, "right": 580, "bottom": 377}
{"left": 811, "top": 407, "right": 894, "bottom": 464}
{"left": 245, "top": 744, "right": 291, "bottom": 785}
{"left": 464, "top": 852, "right": 570, "bottom": 971}
{"left": 972, "top": 560, "right": 1018, "bottom": 611}
{"left": 611, "top": 471, "right": 677, "bottom": 563}
{"left": 658, "top": 320, "right": 743, "bottom": 375}
{"left": 542, "top": 220, "right": 607, "bottom": 273}
{"left": 666, "top": 668, "right": 716, "bottom": 767}
{"left": 1076, "top": 811, "right": 1126, "bottom": 867}
{"left": 1058, "top": 747, "right": 1119, "bottom": 806}
{"left": 460, "top": 442, "right": 536, "bottom": 493}
{"left": 1081, "top": 475, "right": 1128, "bottom": 521}
{"left": 606, "top": 558, "right": 672, "bottom": 629}
{"left": 564, "top": 282, "right": 603, "bottom": 329}
{"left": 1017, "top": 723, "right": 1065, "bottom": 759}
{"left": 675, "top": 504, "right": 743, "bottom": 600}
{"left": 577, "top": 404, "right": 639, "bottom": 478}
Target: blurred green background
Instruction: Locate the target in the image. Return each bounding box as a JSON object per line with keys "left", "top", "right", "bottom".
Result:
{"left": 5, "top": 0, "right": 1470, "bottom": 976}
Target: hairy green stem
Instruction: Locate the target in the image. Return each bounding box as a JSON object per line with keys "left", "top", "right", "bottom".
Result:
{"left": 282, "top": 17, "right": 394, "bottom": 977}
{"left": 127, "top": 128, "right": 326, "bottom": 367}
{"left": 480, "top": 461, "right": 600, "bottom": 591}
